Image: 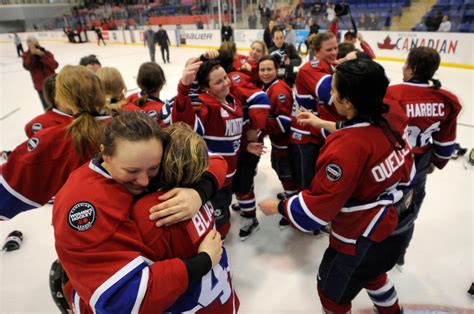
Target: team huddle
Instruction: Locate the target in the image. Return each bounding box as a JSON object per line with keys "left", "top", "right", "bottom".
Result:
{"left": 0, "top": 31, "right": 461, "bottom": 313}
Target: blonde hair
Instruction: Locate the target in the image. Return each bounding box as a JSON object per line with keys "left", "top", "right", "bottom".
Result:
{"left": 96, "top": 67, "right": 127, "bottom": 111}
{"left": 250, "top": 40, "right": 268, "bottom": 57}
{"left": 55, "top": 65, "right": 106, "bottom": 160}
{"left": 160, "top": 122, "right": 209, "bottom": 190}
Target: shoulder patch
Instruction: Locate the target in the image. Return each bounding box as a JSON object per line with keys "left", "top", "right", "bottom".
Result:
{"left": 231, "top": 74, "right": 241, "bottom": 83}
{"left": 278, "top": 93, "right": 286, "bottom": 103}
{"left": 32, "top": 123, "right": 43, "bottom": 133}
{"left": 68, "top": 202, "right": 97, "bottom": 232}
{"left": 147, "top": 109, "right": 158, "bottom": 119}
{"left": 325, "top": 163, "right": 342, "bottom": 182}
{"left": 310, "top": 60, "right": 320, "bottom": 68}
{"left": 27, "top": 138, "right": 40, "bottom": 152}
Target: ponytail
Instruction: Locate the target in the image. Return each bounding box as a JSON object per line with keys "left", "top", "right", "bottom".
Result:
{"left": 430, "top": 78, "right": 441, "bottom": 89}
{"left": 56, "top": 65, "right": 106, "bottom": 161}
{"left": 67, "top": 113, "right": 104, "bottom": 160}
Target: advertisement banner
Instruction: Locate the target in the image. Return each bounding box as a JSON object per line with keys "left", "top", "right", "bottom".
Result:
{"left": 234, "top": 30, "right": 264, "bottom": 49}
{"left": 361, "top": 31, "right": 473, "bottom": 67}
{"left": 180, "top": 29, "right": 220, "bottom": 47}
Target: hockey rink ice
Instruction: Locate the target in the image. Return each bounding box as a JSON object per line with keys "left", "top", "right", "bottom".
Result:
{"left": 0, "top": 41, "right": 473, "bottom": 313}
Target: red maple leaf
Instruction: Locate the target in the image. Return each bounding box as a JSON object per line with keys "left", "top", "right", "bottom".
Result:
{"left": 378, "top": 35, "right": 397, "bottom": 50}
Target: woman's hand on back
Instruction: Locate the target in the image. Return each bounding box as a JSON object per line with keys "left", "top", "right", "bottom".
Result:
{"left": 198, "top": 230, "right": 223, "bottom": 267}
{"left": 149, "top": 188, "right": 201, "bottom": 227}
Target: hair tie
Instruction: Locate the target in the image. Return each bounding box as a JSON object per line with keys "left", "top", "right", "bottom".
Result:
{"left": 73, "top": 111, "right": 84, "bottom": 118}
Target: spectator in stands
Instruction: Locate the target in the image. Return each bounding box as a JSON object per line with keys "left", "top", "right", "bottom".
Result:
{"left": 221, "top": 21, "right": 233, "bottom": 42}
{"left": 358, "top": 14, "right": 368, "bottom": 30}
{"left": 264, "top": 19, "right": 275, "bottom": 50}
{"left": 79, "top": 54, "right": 102, "bottom": 73}
{"left": 367, "top": 12, "right": 378, "bottom": 30}
{"left": 269, "top": 29, "right": 302, "bottom": 87}
{"left": 284, "top": 23, "right": 296, "bottom": 47}
{"left": 13, "top": 33, "right": 24, "bottom": 57}
{"left": 425, "top": 10, "right": 442, "bottom": 32}
{"left": 248, "top": 10, "right": 258, "bottom": 29}
{"left": 156, "top": 24, "right": 171, "bottom": 64}
{"left": 294, "top": 16, "right": 306, "bottom": 29}
{"left": 343, "top": 31, "right": 375, "bottom": 59}
{"left": 22, "top": 36, "right": 59, "bottom": 110}
{"left": 438, "top": 15, "right": 451, "bottom": 32}
{"left": 326, "top": 1, "right": 335, "bottom": 23}
{"left": 196, "top": 17, "right": 204, "bottom": 29}
{"left": 144, "top": 25, "right": 156, "bottom": 62}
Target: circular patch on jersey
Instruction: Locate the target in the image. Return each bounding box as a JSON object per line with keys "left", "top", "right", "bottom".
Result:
{"left": 325, "top": 163, "right": 342, "bottom": 182}
{"left": 26, "top": 138, "right": 40, "bottom": 152}
{"left": 231, "top": 74, "right": 241, "bottom": 83}
{"left": 310, "top": 59, "right": 320, "bottom": 68}
{"left": 278, "top": 93, "right": 286, "bottom": 103}
{"left": 68, "top": 202, "right": 96, "bottom": 232}
{"left": 32, "top": 123, "right": 43, "bottom": 133}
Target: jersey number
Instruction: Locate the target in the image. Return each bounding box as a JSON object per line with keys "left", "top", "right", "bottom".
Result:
{"left": 407, "top": 121, "right": 441, "bottom": 148}
{"left": 198, "top": 263, "right": 232, "bottom": 307}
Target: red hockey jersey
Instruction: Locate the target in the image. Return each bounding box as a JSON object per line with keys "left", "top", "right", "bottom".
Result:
{"left": 24, "top": 108, "right": 73, "bottom": 138}
{"left": 263, "top": 79, "right": 293, "bottom": 148}
{"left": 291, "top": 59, "right": 341, "bottom": 145}
{"left": 385, "top": 82, "right": 462, "bottom": 169}
{"left": 0, "top": 116, "right": 109, "bottom": 220}
{"left": 283, "top": 112, "right": 415, "bottom": 255}
{"left": 232, "top": 54, "right": 260, "bottom": 85}
{"left": 228, "top": 71, "right": 270, "bottom": 131}
{"left": 53, "top": 161, "right": 189, "bottom": 313}
{"left": 173, "top": 82, "right": 244, "bottom": 186}
{"left": 132, "top": 196, "right": 239, "bottom": 313}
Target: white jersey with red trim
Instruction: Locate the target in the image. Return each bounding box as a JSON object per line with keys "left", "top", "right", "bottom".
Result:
{"left": 132, "top": 194, "right": 239, "bottom": 313}
{"left": 283, "top": 112, "right": 415, "bottom": 255}
{"left": 385, "top": 81, "right": 462, "bottom": 169}
{"left": 53, "top": 161, "right": 190, "bottom": 314}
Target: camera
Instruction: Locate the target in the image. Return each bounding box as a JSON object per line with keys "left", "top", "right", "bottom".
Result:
{"left": 334, "top": 3, "right": 350, "bottom": 17}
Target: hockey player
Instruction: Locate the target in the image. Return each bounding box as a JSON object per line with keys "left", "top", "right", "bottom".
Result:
{"left": 258, "top": 55, "right": 298, "bottom": 228}
{"left": 289, "top": 31, "right": 340, "bottom": 196}
{"left": 23, "top": 73, "right": 73, "bottom": 138}
{"left": 132, "top": 123, "right": 239, "bottom": 313}
{"left": 0, "top": 65, "right": 109, "bottom": 220}
{"left": 232, "top": 40, "right": 268, "bottom": 85}
{"left": 385, "top": 47, "right": 462, "bottom": 266}
{"left": 259, "top": 59, "right": 415, "bottom": 313}
{"left": 96, "top": 67, "right": 129, "bottom": 111}
{"left": 53, "top": 111, "right": 228, "bottom": 313}
{"left": 172, "top": 59, "right": 244, "bottom": 238}
{"left": 126, "top": 62, "right": 168, "bottom": 124}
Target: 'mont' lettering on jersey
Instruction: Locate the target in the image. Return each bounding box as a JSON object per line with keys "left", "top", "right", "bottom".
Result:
{"left": 225, "top": 118, "right": 243, "bottom": 137}
{"left": 405, "top": 103, "right": 445, "bottom": 118}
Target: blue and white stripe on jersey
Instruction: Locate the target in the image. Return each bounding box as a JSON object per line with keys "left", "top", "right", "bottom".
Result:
{"left": 433, "top": 139, "right": 456, "bottom": 159}
{"left": 203, "top": 134, "right": 241, "bottom": 156}
{"left": 286, "top": 193, "right": 328, "bottom": 232}
{"left": 89, "top": 256, "right": 152, "bottom": 314}
{"left": 166, "top": 249, "right": 233, "bottom": 313}
{"left": 294, "top": 94, "right": 315, "bottom": 111}
{"left": 160, "top": 98, "right": 174, "bottom": 125}
{"left": 315, "top": 74, "right": 332, "bottom": 106}
{"left": 247, "top": 91, "right": 271, "bottom": 110}
{"left": 0, "top": 175, "right": 41, "bottom": 220}
{"left": 276, "top": 115, "right": 292, "bottom": 133}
